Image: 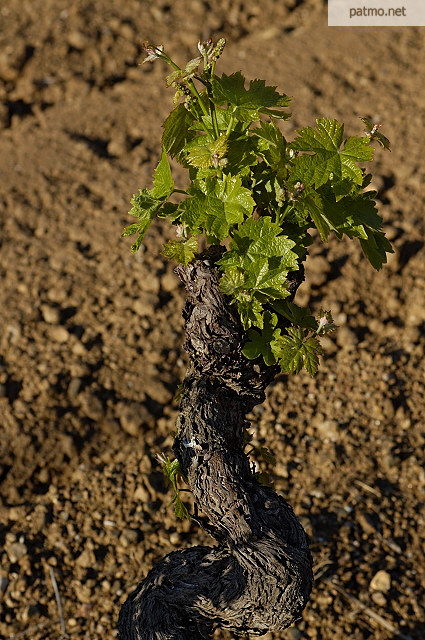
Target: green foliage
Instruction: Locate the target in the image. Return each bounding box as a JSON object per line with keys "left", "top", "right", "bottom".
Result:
{"left": 277, "top": 327, "right": 323, "bottom": 377}
{"left": 163, "top": 236, "right": 198, "bottom": 265}
{"left": 290, "top": 118, "right": 373, "bottom": 188}
{"left": 160, "top": 455, "right": 190, "bottom": 520}
{"left": 123, "top": 39, "right": 392, "bottom": 375}
{"left": 211, "top": 71, "right": 291, "bottom": 122}
{"left": 162, "top": 104, "right": 196, "bottom": 158}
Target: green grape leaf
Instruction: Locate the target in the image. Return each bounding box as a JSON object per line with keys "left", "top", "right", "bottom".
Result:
{"left": 173, "top": 494, "right": 190, "bottom": 520}
{"left": 213, "top": 173, "right": 255, "bottom": 220}
{"left": 291, "top": 118, "right": 373, "bottom": 187}
{"left": 177, "top": 194, "right": 230, "bottom": 242}
{"left": 212, "top": 71, "right": 291, "bottom": 122}
{"left": 253, "top": 120, "right": 287, "bottom": 173}
{"left": 237, "top": 298, "right": 264, "bottom": 330}
{"left": 128, "top": 189, "right": 164, "bottom": 220}
{"left": 162, "top": 236, "right": 198, "bottom": 265}
{"left": 179, "top": 175, "right": 255, "bottom": 241}
{"left": 271, "top": 300, "right": 318, "bottom": 331}
{"left": 152, "top": 149, "right": 174, "bottom": 199}
{"left": 331, "top": 178, "right": 355, "bottom": 201}
{"left": 360, "top": 227, "right": 393, "bottom": 270}
{"left": 242, "top": 311, "right": 281, "bottom": 366}
{"left": 186, "top": 144, "right": 214, "bottom": 169}
{"left": 200, "top": 109, "right": 233, "bottom": 132}
{"left": 225, "top": 136, "right": 259, "bottom": 175}
{"left": 204, "top": 196, "right": 232, "bottom": 241}
{"left": 186, "top": 135, "right": 228, "bottom": 169}
{"left": 219, "top": 267, "right": 245, "bottom": 295}
{"left": 217, "top": 217, "right": 299, "bottom": 322}
{"left": 319, "top": 188, "right": 383, "bottom": 236}
{"left": 277, "top": 327, "right": 322, "bottom": 376}
{"left": 229, "top": 216, "right": 298, "bottom": 267}
{"left": 161, "top": 456, "right": 190, "bottom": 520}
{"left": 162, "top": 103, "right": 196, "bottom": 158}
{"left": 123, "top": 188, "right": 164, "bottom": 252}
{"left": 295, "top": 189, "right": 339, "bottom": 241}
{"left": 157, "top": 201, "right": 180, "bottom": 219}
{"left": 162, "top": 457, "right": 181, "bottom": 491}
{"left": 177, "top": 195, "right": 207, "bottom": 233}
{"left": 245, "top": 258, "right": 291, "bottom": 299}
{"left": 121, "top": 223, "right": 142, "bottom": 238}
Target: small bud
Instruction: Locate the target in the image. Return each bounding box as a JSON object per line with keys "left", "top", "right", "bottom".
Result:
{"left": 211, "top": 153, "right": 220, "bottom": 169}
{"left": 214, "top": 38, "right": 226, "bottom": 58}
{"left": 175, "top": 225, "right": 185, "bottom": 239}
{"left": 316, "top": 311, "right": 336, "bottom": 335}
{"left": 198, "top": 39, "right": 213, "bottom": 56}
{"left": 155, "top": 452, "right": 167, "bottom": 465}
{"left": 207, "top": 38, "right": 226, "bottom": 66}
{"left": 211, "top": 153, "right": 228, "bottom": 169}
{"left": 142, "top": 42, "right": 164, "bottom": 63}
{"left": 292, "top": 182, "right": 305, "bottom": 198}
{"left": 317, "top": 316, "right": 328, "bottom": 332}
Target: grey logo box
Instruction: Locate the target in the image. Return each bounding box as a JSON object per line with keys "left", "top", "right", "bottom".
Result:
{"left": 328, "top": 0, "right": 425, "bottom": 26}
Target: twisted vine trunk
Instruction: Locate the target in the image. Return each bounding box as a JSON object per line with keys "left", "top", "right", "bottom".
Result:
{"left": 118, "top": 256, "right": 313, "bottom": 640}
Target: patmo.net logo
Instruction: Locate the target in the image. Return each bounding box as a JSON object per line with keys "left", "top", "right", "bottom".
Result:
{"left": 328, "top": 0, "right": 425, "bottom": 26}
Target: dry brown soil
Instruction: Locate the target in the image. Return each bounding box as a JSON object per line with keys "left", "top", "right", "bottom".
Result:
{"left": 1, "top": 1, "right": 425, "bottom": 639}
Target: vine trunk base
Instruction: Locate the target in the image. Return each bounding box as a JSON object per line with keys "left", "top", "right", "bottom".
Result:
{"left": 118, "top": 258, "right": 312, "bottom": 640}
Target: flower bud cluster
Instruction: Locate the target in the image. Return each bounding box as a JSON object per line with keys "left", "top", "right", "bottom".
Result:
{"left": 198, "top": 38, "right": 226, "bottom": 69}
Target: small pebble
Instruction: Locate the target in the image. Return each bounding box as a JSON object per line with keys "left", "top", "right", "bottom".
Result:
{"left": 7, "top": 542, "right": 27, "bottom": 563}
{"left": 160, "top": 271, "right": 180, "bottom": 293}
{"left": 68, "top": 377, "right": 82, "bottom": 398}
{"left": 40, "top": 304, "right": 60, "bottom": 324}
{"left": 371, "top": 591, "right": 387, "bottom": 606}
{"left": 48, "top": 326, "right": 69, "bottom": 343}
{"left": 67, "top": 30, "right": 87, "bottom": 50}
{"left": 370, "top": 569, "right": 391, "bottom": 592}
{"left": 80, "top": 392, "right": 104, "bottom": 420}
{"left": 133, "top": 297, "right": 155, "bottom": 317}
{"left": 107, "top": 137, "right": 128, "bottom": 157}
{"left": 72, "top": 341, "right": 87, "bottom": 356}
{"left": 336, "top": 325, "right": 358, "bottom": 350}
{"left": 117, "top": 402, "right": 154, "bottom": 436}
{"left": 76, "top": 547, "right": 96, "bottom": 569}
{"left": 74, "top": 582, "right": 92, "bottom": 603}
{"left": 139, "top": 275, "right": 160, "bottom": 295}
{"left": 133, "top": 485, "right": 150, "bottom": 502}
{"left": 120, "top": 528, "right": 139, "bottom": 546}
{"left": 305, "top": 255, "right": 330, "bottom": 288}
{"left": 315, "top": 418, "right": 339, "bottom": 442}
{"left": 169, "top": 532, "right": 180, "bottom": 546}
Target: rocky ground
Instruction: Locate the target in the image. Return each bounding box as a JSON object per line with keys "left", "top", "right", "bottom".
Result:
{"left": 1, "top": 1, "right": 424, "bottom": 638}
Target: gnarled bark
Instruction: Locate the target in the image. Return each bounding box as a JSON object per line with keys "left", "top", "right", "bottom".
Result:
{"left": 118, "top": 257, "right": 312, "bottom": 640}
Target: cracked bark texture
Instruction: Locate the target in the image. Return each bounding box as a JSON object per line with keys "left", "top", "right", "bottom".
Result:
{"left": 118, "top": 256, "right": 313, "bottom": 640}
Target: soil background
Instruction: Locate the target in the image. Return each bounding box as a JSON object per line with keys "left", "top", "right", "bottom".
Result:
{"left": 1, "top": 1, "right": 424, "bottom": 639}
